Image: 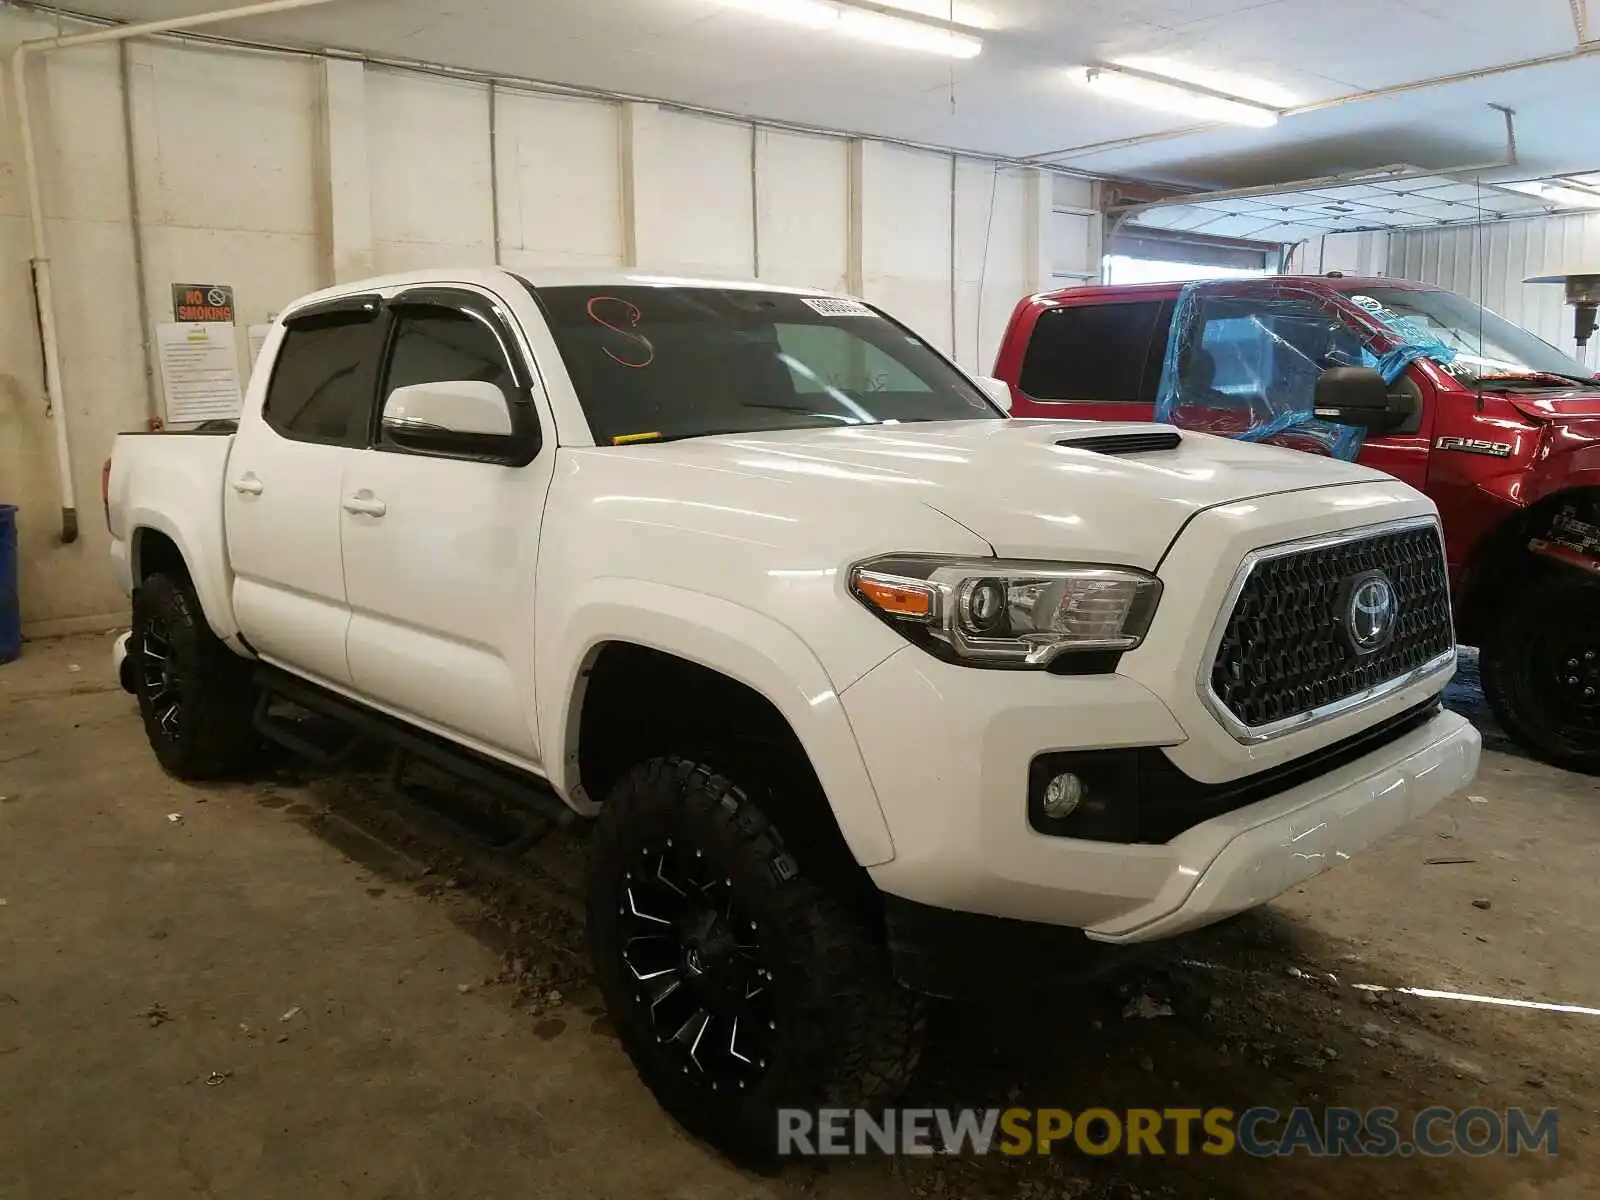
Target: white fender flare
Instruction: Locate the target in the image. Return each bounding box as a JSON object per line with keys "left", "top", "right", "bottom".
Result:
{"left": 539, "top": 579, "right": 897, "bottom": 868}
{"left": 125, "top": 507, "right": 239, "bottom": 644}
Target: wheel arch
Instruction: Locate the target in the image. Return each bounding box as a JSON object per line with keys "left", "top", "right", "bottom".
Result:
{"left": 126, "top": 512, "right": 238, "bottom": 643}
{"left": 1456, "top": 486, "right": 1600, "bottom": 646}
{"left": 540, "top": 582, "right": 896, "bottom": 873}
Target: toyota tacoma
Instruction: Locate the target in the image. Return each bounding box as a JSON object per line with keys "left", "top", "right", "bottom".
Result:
{"left": 106, "top": 268, "right": 1481, "bottom": 1157}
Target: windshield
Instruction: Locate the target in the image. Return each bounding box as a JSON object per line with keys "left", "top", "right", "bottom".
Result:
{"left": 531, "top": 285, "right": 1000, "bottom": 444}
{"left": 1350, "top": 287, "right": 1594, "bottom": 387}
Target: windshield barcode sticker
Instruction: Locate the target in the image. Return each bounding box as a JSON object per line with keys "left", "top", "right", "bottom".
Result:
{"left": 801, "top": 297, "right": 874, "bottom": 318}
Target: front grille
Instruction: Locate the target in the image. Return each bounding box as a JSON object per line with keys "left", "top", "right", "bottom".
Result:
{"left": 1209, "top": 523, "right": 1454, "bottom": 733}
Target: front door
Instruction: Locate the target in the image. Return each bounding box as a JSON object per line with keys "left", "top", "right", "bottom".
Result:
{"left": 225, "top": 299, "right": 386, "bottom": 687}
{"left": 339, "top": 288, "right": 552, "bottom": 764}
{"left": 1345, "top": 371, "right": 1435, "bottom": 492}
{"left": 1160, "top": 289, "right": 1436, "bottom": 489}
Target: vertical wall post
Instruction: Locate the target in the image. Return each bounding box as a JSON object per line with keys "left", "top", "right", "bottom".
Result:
{"left": 318, "top": 57, "right": 373, "bottom": 283}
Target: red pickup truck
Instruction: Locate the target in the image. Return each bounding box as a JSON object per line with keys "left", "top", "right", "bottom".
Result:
{"left": 994, "top": 274, "right": 1600, "bottom": 772}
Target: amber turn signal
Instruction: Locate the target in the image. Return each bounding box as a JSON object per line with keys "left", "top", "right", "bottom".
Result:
{"left": 853, "top": 575, "right": 933, "bottom": 619}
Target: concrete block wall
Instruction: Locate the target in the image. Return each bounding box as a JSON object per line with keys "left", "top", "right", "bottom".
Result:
{"left": 0, "top": 9, "right": 1101, "bottom": 631}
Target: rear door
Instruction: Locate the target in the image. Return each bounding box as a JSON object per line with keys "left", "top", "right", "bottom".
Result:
{"left": 225, "top": 297, "right": 385, "bottom": 687}
{"left": 339, "top": 286, "right": 551, "bottom": 764}
{"left": 1012, "top": 298, "right": 1174, "bottom": 421}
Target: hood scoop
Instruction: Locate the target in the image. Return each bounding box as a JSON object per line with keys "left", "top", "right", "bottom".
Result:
{"left": 1056, "top": 430, "right": 1182, "bottom": 455}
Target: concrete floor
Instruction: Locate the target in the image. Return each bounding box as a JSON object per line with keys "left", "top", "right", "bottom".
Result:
{"left": 2, "top": 634, "right": 1597, "bottom": 1198}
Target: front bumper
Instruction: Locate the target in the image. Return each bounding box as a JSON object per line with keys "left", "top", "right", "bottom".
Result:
{"left": 1085, "top": 707, "right": 1478, "bottom": 942}
{"left": 843, "top": 643, "right": 1480, "bottom": 944}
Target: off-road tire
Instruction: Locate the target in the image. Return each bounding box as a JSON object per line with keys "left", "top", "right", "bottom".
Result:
{"left": 131, "top": 572, "right": 257, "bottom": 779}
{"left": 1481, "top": 571, "right": 1600, "bottom": 774}
{"left": 586, "top": 756, "right": 925, "bottom": 1163}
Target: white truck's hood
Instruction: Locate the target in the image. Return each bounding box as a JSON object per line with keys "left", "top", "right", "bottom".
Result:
{"left": 631, "top": 419, "right": 1384, "bottom": 567}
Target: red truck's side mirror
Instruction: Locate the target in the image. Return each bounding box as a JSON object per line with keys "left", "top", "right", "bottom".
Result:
{"left": 1313, "top": 367, "right": 1414, "bottom": 433}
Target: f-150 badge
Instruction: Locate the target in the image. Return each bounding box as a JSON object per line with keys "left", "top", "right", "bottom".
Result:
{"left": 1435, "top": 436, "right": 1513, "bottom": 458}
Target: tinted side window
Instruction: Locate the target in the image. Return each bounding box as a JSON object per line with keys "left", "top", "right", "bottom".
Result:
{"left": 384, "top": 308, "right": 515, "bottom": 400}
{"left": 1018, "top": 301, "right": 1170, "bottom": 403}
{"left": 263, "top": 313, "right": 384, "bottom": 446}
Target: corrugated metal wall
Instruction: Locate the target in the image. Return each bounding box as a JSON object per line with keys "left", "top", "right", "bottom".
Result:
{"left": 1388, "top": 212, "right": 1600, "bottom": 360}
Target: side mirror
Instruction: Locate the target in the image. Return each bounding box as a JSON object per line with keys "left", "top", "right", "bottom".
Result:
{"left": 382, "top": 380, "right": 519, "bottom": 458}
{"left": 384, "top": 380, "right": 512, "bottom": 436}
{"left": 974, "top": 374, "right": 1013, "bottom": 413}
{"left": 1313, "top": 366, "right": 1413, "bottom": 433}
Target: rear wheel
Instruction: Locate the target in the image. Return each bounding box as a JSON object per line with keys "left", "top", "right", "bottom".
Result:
{"left": 586, "top": 757, "right": 924, "bottom": 1163}
{"left": 131, "top": 573, "right": 257, "bottom": 779}
{"left": 1481, "top": 572, "right": 1600, "bottom": 773}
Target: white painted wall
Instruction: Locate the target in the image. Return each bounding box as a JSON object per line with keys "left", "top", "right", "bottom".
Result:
{"left": 368, "top": 69, "right": 496, "bottom": 271}
{"left": 0, "top": 9, "right": 1102, "bottom": 630}
{"left": 954, "top": 159, "right": 1033, "bottom": 372}
{"left": 754, "top": 128, "right": 849, "bottom": 293}
{"left": 1388, "top": 213, "right": 1600, "bottom": 362}
{"left": 629, "top": 105, "right": 755, "bottom": 279}
{"left": 498, "top": 91, "right": 624, "bottom": 272}
{"left": 1049, "top": 175, "right": 1101, "bottom": 287}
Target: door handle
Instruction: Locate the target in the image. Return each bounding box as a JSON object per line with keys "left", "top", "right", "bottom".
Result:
{"left": 342, "top": 494, "right": 387, "bottom": 517}
{"left": 231, "top": 475, "right": 263, "bottom": 496}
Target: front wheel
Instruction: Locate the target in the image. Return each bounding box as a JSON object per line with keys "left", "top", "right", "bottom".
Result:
{"left": 131, "top": 573, "right": 257, "bottom": 779}
{"left": 586, "top": 757, "right": 924, "bottom": 1162}
{"left": 1481, "top": 572, "right": 1600, "bottom": 773}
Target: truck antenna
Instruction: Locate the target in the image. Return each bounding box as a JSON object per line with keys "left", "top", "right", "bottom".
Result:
{"left": 1475, "top": 174, "right": 1486, "bottom": 413}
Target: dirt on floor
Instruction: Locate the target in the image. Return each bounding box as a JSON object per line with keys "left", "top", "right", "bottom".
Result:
{"left": 1, "top": 634, "right": 1597, "bottom": 1198}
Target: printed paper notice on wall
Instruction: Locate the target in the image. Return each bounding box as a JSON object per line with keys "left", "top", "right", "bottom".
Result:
{"left": 247, "top": 324, "right": 271, "bottom": 367}
{"left": 156, "top": 322, "right": 243, "bottom": 425}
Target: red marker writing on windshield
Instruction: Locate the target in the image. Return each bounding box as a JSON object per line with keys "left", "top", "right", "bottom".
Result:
{"left": 586, "top": 296, "right": 655, "bottom": 368}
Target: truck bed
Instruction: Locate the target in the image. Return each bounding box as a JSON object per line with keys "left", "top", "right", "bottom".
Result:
{"left": 107, "top": 428, "right": 239, "bottom": 642}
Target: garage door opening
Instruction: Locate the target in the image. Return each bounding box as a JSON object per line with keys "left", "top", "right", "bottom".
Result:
{"left": 1105, "top": 227, "right": 1278, "bottom": 284}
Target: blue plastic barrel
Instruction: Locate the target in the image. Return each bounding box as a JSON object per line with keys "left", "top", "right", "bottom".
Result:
{"left": 0, "top": 505, "right": 19, "bottom": 664}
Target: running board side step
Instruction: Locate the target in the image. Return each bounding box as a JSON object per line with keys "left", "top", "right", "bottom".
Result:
{"left": 252, "top": 666, "right": 573, "bottom": 850}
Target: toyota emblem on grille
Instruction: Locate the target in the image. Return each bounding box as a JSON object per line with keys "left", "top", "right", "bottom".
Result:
{"left": 1337, "top": 569, "right": 1399, "bottom": 655}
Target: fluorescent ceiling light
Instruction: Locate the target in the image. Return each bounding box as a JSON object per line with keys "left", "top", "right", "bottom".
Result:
{"left": 1082, "top": 64, "right": 1279, "bottom": 128}
{"left": 1111, "top": 56, "right": 1297, "bottom": 109}
{"left": 864, "top": 0, "right": 998, "bottom": 30}
{"left": 1502, "top": 180, "right": 1600, "bottom": 209}
{"left": 724, "top": 0, "right": 983, "bottom": 58}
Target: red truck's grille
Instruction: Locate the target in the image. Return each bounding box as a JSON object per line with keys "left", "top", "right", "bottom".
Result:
{"left": 1209, "top": 523, "right": 1455, "bottom": 735}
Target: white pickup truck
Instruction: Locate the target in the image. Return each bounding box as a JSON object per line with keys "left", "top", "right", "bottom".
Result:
{"left": 107, "top": 267, "right": 1480, "bottom": 1157}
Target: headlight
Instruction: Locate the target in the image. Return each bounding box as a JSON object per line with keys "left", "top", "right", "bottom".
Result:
{"left": 850, "top": 555, "right": 1161, "bottom": 669}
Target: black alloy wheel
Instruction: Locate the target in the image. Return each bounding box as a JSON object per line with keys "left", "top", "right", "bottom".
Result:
{"left": 587, "top": 757, "right": 925, "bottom": 1162}
{"left": 131, "top": 573, "right": 257, "bottom": 779}
{"left": 618, "top": 837, "right": 776, "bottom": 1093}
{"left": 1482, "top": 571, "right": 1600, "bottom": 773}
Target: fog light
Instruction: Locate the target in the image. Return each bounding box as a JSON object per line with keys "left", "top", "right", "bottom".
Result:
{"left": 1041, "top": 772, "right": 1085, "bottom": 819}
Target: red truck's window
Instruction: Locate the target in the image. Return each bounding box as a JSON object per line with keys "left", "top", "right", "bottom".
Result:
{"left": 1018, "top": 300, "right": 1173, "bottom": 404}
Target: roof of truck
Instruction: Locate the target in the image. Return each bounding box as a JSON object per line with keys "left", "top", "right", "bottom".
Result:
{"left": 1033, "top": 275, "right": 1445, "bottom": 306}
{"left": 281, "top": 267, "right": 838, "bottom": 321}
